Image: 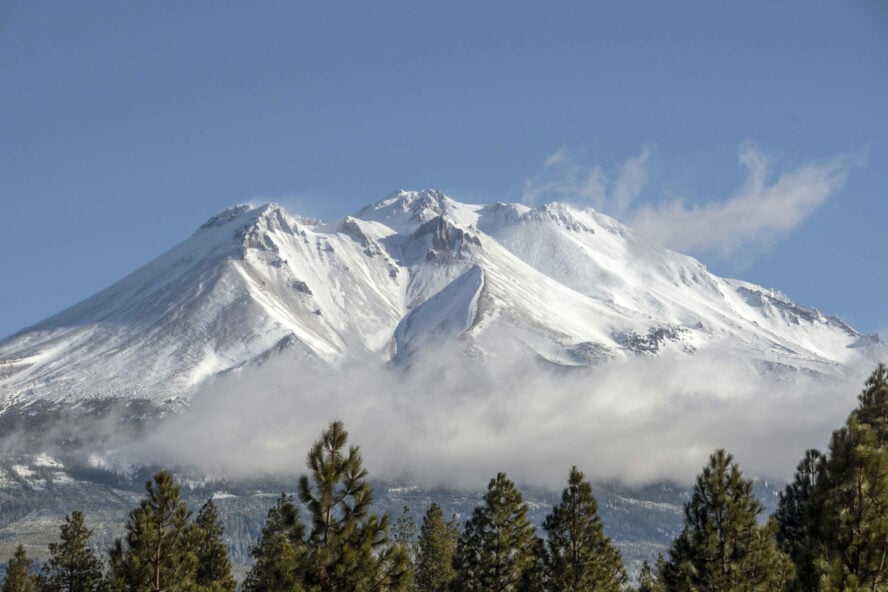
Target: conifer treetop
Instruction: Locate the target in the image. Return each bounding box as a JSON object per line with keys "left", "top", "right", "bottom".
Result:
{"left": 661, "top": 449, "right": 793, "bottom": 592}
{"left": 543, "top": 466, "right": 626, "bottom": 592}
{"left": 452, "top": 472, "right": 539, "bottom": 592}
{"left": 2, "top": 545, "right": 38, "bottom": 592}
{"left": 297, "top": 420, "right": 409, "bottom": 592}
{"left": 298, "top": 419, "right": 374, "bottom": 543}
{"left": 853, "top": 363, "right": 888, "bottom": 446}
{"left": 41, "top": 511, "right": 104, "bottom": 592}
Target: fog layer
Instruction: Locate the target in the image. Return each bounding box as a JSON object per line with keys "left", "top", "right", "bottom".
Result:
{"left": 130, "top": 349, "right": 864, "bottom": 490}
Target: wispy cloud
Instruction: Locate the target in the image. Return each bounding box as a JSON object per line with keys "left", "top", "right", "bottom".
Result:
{"left": 522, "top": 146, "right": 651, "bottom": 212}
{"left": 631, "top": 145, "right": 852, "bottom": 259}
{"left": 522, "top": 147, "right": 609, "bottom": 210}
{"left": 523, "top": 144, "right": 854, "bottom": 263}
{"left": 613, "top": 146, "right": 651, "bottom": 216}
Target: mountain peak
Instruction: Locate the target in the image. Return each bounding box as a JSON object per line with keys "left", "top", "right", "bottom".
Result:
{"left": 357, "top": 189, "right": 476, "bottom": 234}
{"left": 198, "top": 204, "right": 254, "bottom": 231}
{"left": 385, "top": 188, "right": 451, "bottom": 209}
{"left": 532, "top": 202, "right": 598, "bottom": 234}
{"left": 2, "top": 191, "right": 881, "bottom": 404}
{"left": 197, "top": 203, "right": 323, "bottom": 242}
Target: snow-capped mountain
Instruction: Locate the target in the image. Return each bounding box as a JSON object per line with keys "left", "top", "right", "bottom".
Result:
{"left": 0, "top": 190, "right": 882, "bottom": 404}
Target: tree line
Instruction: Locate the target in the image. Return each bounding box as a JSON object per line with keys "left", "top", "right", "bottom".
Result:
{"left": 3, "top": 364, "right": 888, "bottom": 592}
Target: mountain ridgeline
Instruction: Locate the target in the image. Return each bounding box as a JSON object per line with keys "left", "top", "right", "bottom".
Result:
{"left": 0, "top": 190, "right": 883, "bottom": 405}
{"left": 0, "top": 191, "right": 886, "bottom": 586}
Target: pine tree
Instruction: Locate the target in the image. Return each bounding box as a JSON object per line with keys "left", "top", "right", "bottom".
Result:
{"left": 519, "top": 537, "right": 548, "bottom": 592}
{"left": 414, "top": 504, "right": 459, "bottom": 592}
{"left": 798, "top": 365, "right": 888, "bottom": 591}
{"left": 297, "top": 420, "right": 409, "bottom": 592}
{"left": 2, "top": 546, "right": 37, "bottom": 592}
{"left": 542, "top": 466, "right": 626, "bottom": 592}
{"left": 108, "top": 470, "right": 198, "bottom": 592}
{"left": 451, "top": 472, "right": 540, "bottom": 592}
{"left": 775, "top": 449, "right": 822, "bottom": 592}
{"left": 660, "top": 449, "right": 793, "bottom": 592}
{"left": 852, "top": 363, "right": 888, "bottom": 445}
{"left": 635, "top": 559, "right": 663, "bottom": 592}
{"left": 242, "top": 494, "right": 306, "bottom": 592}
{"left": 39, "top": 511, "right": 104, "bottom": 592}
{"left": 810, "top": 417, "right": 888, "bottom": 591}
{"left": 392, "top": 507, "right": 417, "bottom": 590}
{"left": 193, "top": 500, "right": 236, "bottom": 592}
{"left": 393, "top": 507, "right": 417, "bottom": 560}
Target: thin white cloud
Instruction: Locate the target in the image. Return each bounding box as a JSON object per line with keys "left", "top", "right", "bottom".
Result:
{"left": 523, "top": 144, "right": 854, "bottom": 262}
{"left": 544, "top": 147, "right": 569, "bottom": 168}
{"left": 613, "top": 146, "right": 651, "bottom": 216}
{"left": 630, "top": 146, "right": 851, "bottom": 259}
{"left": 522, "top": 147, "right": 608, "bottom": 210}
{"left": 522, "top": 146, "right": 651, "bottom": 213}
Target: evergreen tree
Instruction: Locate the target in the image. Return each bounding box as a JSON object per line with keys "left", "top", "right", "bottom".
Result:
{"left": 635, "top": 560, "right": 663, "bottom": 592}
{"left": 852, "top": 363, "right": 888, "bottom": 445}
{"left": 660, "top": 449, "right": 793, "bottom": 592}
{"left": 519, "top": 537, "right": 548, "bottom": 592}
{"left": 193, "top": 500, "right": 236, "bottom": 592}
{"left": 810, "top": 416, "right": 888, "bottom": 591}
{"left": 40, "top": 511, "right": 104, "bottom": 592}
{"left": 297, "top": 420, "right": 409, "bottom": 592}
{"left": 451, "top": 472, "right": 539, "bottom": 592}
{"left": 108, "top": 470, "right": 198, "bottom": 592}
{"left": 797, "top": 365, "right": 888, "bottom": 591}
{"left": 414, "top": 504, "right": 459, "bottom": 592}
{"left": 105, "top": 541, "right": 126, "bottom": 592}
{"left": 392, "top": 507, "right": 417, "bottom": 590}
{"left": 392, "top": 507, "right": 417, "bottom": 561}
{"left": 775, "top": 449, "right": 822, "bottom": 592}
{"left": 2, "top": 546, "right": 37, "bottom": 592}
{"left": 542, "top": 466, "right": 626, "bottom": 592}
{"left": 242, "top": 494, "right": 306, "bottom": 592}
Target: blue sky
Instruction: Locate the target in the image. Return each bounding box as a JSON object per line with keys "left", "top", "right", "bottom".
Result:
{"left": 1, "top": 1, "right": 886, "bottom": 340}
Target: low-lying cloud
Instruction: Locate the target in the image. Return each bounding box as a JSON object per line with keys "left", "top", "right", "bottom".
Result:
{"left": 129, "top": 348, "right": 865, "bottom": 491}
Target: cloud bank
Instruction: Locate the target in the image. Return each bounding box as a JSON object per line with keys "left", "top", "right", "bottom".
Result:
{"left": 523, "top": 144, "right": 853, "bottom": 262}
{"left": 129, "top": 349, "right": 864, "bottom": 491}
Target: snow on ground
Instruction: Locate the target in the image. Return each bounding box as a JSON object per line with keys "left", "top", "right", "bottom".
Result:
{"left": 0, "top": 190, "right": 883, "bottom": 404}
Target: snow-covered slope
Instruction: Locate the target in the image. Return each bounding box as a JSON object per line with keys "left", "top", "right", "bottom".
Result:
{"left": 0, "top": 190, "right": 883, "bottom": 404}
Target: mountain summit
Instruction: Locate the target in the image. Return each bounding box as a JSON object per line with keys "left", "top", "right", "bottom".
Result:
{"left": 0, "top": 190, "right": 882, "bottom": 404}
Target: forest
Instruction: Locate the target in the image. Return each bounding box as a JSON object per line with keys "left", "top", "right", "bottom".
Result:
{"left": 2, "top": 364, "right": 887, "bottom": 592}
